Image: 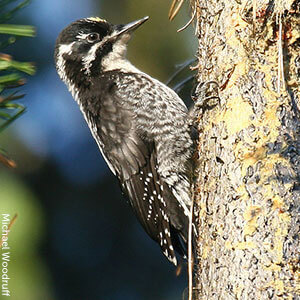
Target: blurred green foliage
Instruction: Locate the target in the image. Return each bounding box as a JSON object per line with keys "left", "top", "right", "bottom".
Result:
{"left": 0, "top": 2, "right": 50, "bottom": 299}
{"left": 0, "top": 171, "right": 50, "bottom": 300}
{"left": 0, "top": 0, "right": 35, "bottom": 167}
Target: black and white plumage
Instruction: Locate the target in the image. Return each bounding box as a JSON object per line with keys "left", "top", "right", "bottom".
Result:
{"left": 54, "top": 16, "right": 194, "bottom": 265}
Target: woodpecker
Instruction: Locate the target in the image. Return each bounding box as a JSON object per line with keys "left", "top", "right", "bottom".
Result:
{"left": 54, "top": 16, "right": 194, "bottom": 265}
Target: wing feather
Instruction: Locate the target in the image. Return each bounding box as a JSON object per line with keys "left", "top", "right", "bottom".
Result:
{"left": 93, "top": 90, "right": 188, "bottom": 265}
{"left": 116, "top": 136, "right": 179, "bottom": 264}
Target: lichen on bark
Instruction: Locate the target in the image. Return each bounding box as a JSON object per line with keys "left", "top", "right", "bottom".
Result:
{"left": 192, "top": 0, "right": 300, "bottom": 299}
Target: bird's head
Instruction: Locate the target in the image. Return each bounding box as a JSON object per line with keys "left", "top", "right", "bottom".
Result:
{"left": 54, "top": 16, "right": 149, "bottom": 87}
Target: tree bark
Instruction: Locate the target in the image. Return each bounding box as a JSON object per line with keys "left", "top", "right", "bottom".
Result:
{"left": 192, "top": 0, "right": 300, "bottom": 299}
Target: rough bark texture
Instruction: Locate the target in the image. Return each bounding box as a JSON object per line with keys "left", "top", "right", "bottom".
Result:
{"left": 192, "top": 0, "right": 300, "bottom": 299}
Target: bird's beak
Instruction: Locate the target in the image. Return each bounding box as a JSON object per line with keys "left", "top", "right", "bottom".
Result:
{"left": 113, "top": 16, "right": 149, "bottom": 37}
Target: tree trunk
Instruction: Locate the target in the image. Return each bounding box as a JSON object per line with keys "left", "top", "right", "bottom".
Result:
{"left": 192, "top": 0, "right": 300, "bottom": 299}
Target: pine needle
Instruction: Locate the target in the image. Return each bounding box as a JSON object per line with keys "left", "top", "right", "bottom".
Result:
{"left": 177, "top": 6, "right": 196, "bottom": 32}
{"left": 169, "top": 0, "right": 185, "bottom": 21}
{"left": 0, "top": 151, "right": 16, "bottom": 168}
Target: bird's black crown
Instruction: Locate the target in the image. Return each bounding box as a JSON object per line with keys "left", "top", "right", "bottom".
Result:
{"left": 55, "top": 17, "right": 112, "bottom": 46}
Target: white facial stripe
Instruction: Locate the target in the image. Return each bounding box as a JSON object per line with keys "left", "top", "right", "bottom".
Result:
{"left": 81, "top": 32, "right": 117, "bottom": 75}
{"left": 76, "top": 32, "right": 90, "bottom": 40}
{"left": 59, "top": 42, "right": 74, "bottom": 55}
{"left": 56, "top": 42, "right": 75, "bottom": 82}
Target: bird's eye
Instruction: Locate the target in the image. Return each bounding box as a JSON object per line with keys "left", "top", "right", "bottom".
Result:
{"left": 87, "top": 33, "right": 100, "bottom": 43}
